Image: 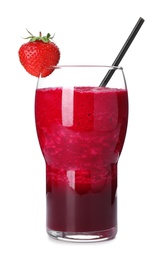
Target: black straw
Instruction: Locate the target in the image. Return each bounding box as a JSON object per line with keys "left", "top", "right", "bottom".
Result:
{"left": 99, "top": 17, "right": 145, "bottom": 87}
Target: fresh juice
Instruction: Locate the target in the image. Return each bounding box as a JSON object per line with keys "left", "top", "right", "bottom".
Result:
{"left": 35, "top": 87, "right": 128, "bottom": 233}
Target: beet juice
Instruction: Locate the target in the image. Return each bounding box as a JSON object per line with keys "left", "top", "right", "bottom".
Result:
{"left": 35, "top": 86, "right": 128, "bottom": 240}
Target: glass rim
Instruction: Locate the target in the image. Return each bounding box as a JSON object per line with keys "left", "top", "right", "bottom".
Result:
{"left": 43, "top": 65, "right": 123, "bottom": 70}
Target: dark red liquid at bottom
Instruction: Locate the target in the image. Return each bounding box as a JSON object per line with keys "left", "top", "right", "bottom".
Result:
{"left": 46, "top": 164, "right": 117, "bottom": 233}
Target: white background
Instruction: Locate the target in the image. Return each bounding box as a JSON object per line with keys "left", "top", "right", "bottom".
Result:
{"left": 0, "top": 0, "right": 164, "bottom": 259}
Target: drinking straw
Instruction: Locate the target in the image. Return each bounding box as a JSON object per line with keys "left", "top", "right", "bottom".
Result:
{"left": 99, "top": 17, "right": 145, "bottom": 87}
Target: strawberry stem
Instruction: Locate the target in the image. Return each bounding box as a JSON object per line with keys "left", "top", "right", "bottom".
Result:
{"left": 23, "top": 30, "right": 54, "bottom": 43}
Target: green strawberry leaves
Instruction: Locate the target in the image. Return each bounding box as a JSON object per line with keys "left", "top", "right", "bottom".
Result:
{"left": 24, "top": 30, "right": 55, "bottom": 43}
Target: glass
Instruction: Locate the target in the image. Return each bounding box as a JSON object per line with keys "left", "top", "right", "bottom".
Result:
{"left": 35, "top": 65, "right": 128, "bottom": 242}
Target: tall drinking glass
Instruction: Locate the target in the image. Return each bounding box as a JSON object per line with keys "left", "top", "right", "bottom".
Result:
{"left": 35, "top": 65, "right": 128, "bottom": 242}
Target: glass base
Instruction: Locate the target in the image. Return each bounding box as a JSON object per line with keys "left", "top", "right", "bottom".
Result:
{"left": 47, "top": 227, "right": 117, "bottom": 242}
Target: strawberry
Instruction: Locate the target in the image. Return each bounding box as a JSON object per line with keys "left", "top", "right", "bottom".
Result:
{"left": 18, "top": 30, "right": 60, "bottom": 77}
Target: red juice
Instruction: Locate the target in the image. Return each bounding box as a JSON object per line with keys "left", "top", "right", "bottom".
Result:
{"left": 35, "top": 87, "right": 128, "bottom": 236}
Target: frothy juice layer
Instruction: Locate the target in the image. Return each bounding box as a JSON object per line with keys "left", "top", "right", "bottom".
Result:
{"left": 35, "top": 87, "right": 128, "bottom": 232}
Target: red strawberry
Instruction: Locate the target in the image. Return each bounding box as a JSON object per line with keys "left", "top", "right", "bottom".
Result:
{"left": 18, "top": 30, "right": 60, "bottom": 77}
